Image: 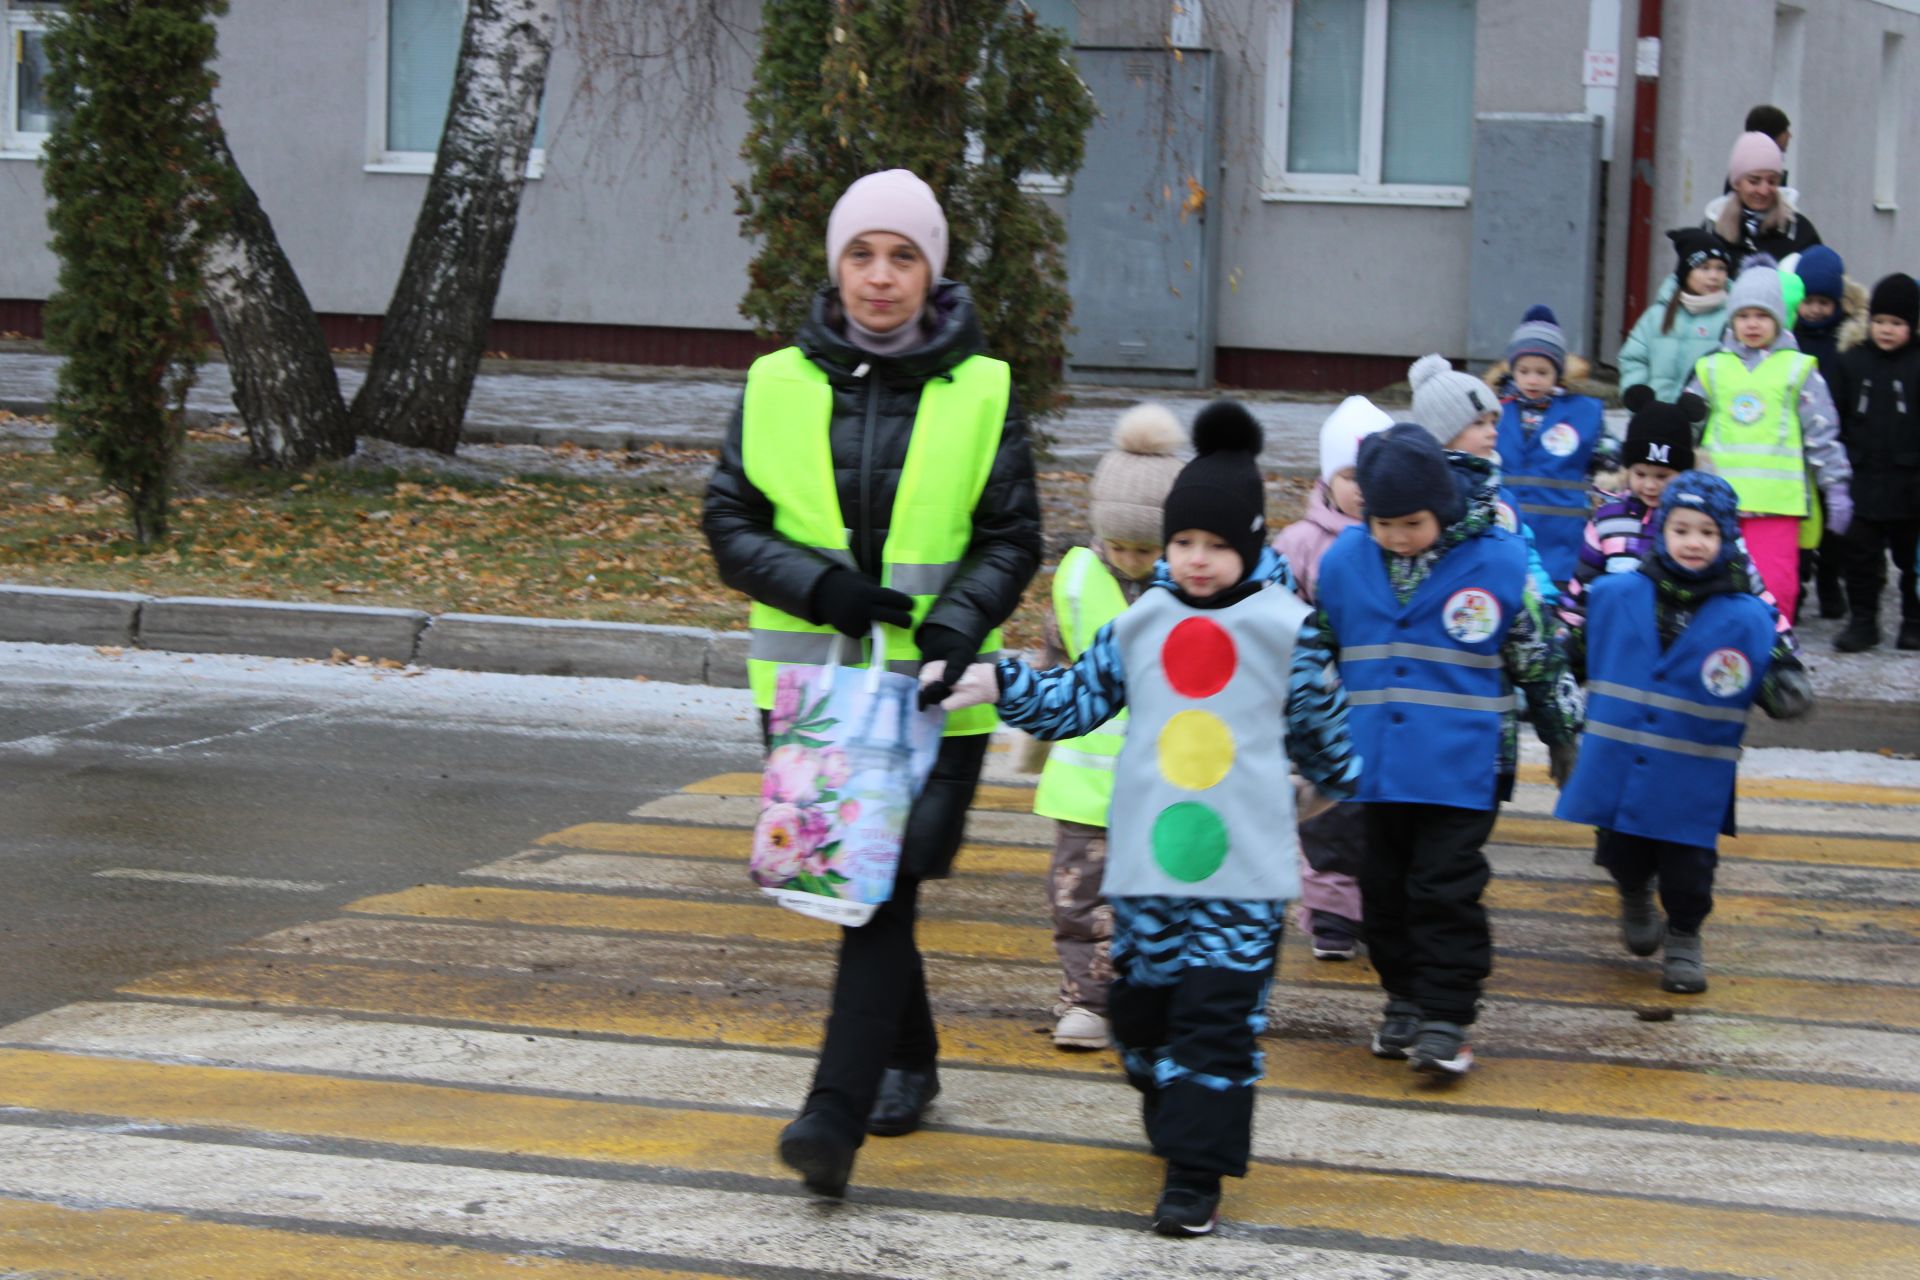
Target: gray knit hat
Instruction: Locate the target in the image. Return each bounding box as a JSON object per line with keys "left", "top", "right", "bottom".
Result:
{"left": 1506, "top": 304, "right": 1568, "bottom": 375}
{"left": 1408, "top": 353, "right": 1498, "bottom": 448}
{"left": 1725, "top": 253, "right": 1788, "bottom": 330}
{"left": 1089, "top": 403, "right": 1186, "bottom": 543}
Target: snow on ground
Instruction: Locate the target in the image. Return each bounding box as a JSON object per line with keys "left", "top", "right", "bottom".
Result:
{"left": 6, "top": 642, "right": 1917, "bottom": 786}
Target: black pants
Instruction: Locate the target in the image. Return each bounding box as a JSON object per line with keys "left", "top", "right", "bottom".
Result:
{"left": 1843, "top": 517, "right": 1920, "bottom": 623}
{"left": 1360, "top": 802, "right": 1497, "bottom": 1026}
{"left": 764, "top": 720, "right": 988, "bottom": 1142}
{"left": 1594, "top": 829, "right": 1717, "bottom": 934}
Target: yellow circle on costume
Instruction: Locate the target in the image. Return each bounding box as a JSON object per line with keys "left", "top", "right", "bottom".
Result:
{"left": 1157, "top": 710, "right": 1234, "bottom": 791}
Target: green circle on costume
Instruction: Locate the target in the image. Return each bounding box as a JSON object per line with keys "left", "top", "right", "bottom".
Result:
{"left": 1152, "top": 802, "right": 1230, "bottom": 883}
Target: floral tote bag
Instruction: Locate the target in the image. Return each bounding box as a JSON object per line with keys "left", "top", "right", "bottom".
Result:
{"left": 749, "top": 625, "right": 945, "bottom": 926}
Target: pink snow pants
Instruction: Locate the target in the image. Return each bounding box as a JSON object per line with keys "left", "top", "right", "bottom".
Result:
{"left": 1742, "top": 514, "right": 1802, "bottom": 625}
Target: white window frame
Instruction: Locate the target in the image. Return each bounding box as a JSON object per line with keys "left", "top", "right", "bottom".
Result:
{"left": 2, "top": 1, "right": 59, "bottom": 160}
{"left": 365, "top": 0, "right": 544, "bottom": 178}
{"left": 1262, "top": 0, "right": 1472, "bottom": 207}
{"left": 1874, "top": 31, "right": 1904, "bottom": 211}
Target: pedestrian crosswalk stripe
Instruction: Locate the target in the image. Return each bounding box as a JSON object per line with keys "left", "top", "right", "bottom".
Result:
{"left": 340, "top": 884, "right": 1920, "bottom": 1032}
{"left": 0, "top": 1126, "right": 1688, "bottom": 1280}
{"left": 15, "top": 1001, "right": 1917, "bottom": 1220}
{"left": 686, "top": 768, "right": 1920, "bottom": 810}
{"left": 111, "top": 958, "right": 1920, "bottom": 1147}
{"left": 0, "top": 1047, "right": 1915, "bottom": 1280}
{"left": 0, "top": 1196, "right": 713, "bottom": 1279}
{"left": 508, "top": 830, "right": 1920, "bottom": 944}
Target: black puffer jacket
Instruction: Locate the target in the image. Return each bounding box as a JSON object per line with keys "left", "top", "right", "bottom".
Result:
{"left": 702, "top": 280, "right": 1043, "bottom": 654}
{"left": 1828, "top": 333, "right": 1920, "bottom": 521}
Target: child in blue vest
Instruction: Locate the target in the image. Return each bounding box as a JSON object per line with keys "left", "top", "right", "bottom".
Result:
{"left": 1495, "top": 306, "right": 1613, "bottom": 588}
{"left": 1024, "top": 404, "right": 1184, "bottom": 1050}
{"left": 1316, "top": 425, "right": 1583, "bottom": 1078}
{"left": 1556, "top": 472, "right": 1811, "bottom": 992}
{"left": 927, "top": 401, "right": 1360, "bottom": 1237}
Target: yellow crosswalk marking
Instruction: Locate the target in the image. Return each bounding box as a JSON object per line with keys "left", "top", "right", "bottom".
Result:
{"left": 0, "top": 1196, "right": 710, "bottom": 1279}
{"left": 0, "top": 1048, "right": 1912, "bottom": 1280}
{"left": 118, "top": 959, "right": 1920, "bottom": 1147}
{"left": 690, "top": 768, "right": 1920, "bottom": 811}
{"left": 525, "top": 822, "right": 1920, "bottom": 939}
{"left": 345, "top": 885, "right": 1920, "bottom": 1031}
{"left": 1495, "top": 817, "right": 1920, "bottom": 871}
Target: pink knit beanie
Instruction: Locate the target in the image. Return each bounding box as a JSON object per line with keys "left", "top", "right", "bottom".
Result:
{"left": 1727, "top": 131, "right": 1785, "bottom": 184}
{"left": 825, "top": 170, "right": 949, "bottom": 283}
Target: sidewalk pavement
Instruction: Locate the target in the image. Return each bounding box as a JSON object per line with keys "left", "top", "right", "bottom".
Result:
{"left": 0, "top": 343, "right": 1631, "bottom": 472}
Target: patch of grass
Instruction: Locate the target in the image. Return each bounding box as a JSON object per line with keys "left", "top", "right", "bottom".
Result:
{"left": 0, "top": 440, "right": 740, "bottom": 630}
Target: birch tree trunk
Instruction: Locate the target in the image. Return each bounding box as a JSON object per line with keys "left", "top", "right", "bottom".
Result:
{"left": 351, "top": 0, "right": 558, "bottom": 454}
{"left": 201, "top": 124, "right": 353, "bottom": 469}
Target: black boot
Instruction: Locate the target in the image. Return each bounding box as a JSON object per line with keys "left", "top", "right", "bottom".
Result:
{"left": 866, "top": 1065, "right": 940, "bottom": 1136}
{"left": 1835, "top": 614, "right": 1882, "bottom": 653}
{"left": 1817, "top": 575, "right": 1848, "bottom": 620}
{"left": 1900, "top": 620, "right": 1920, "bottom": 651}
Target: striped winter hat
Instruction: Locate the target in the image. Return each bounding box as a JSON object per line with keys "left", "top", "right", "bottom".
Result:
{"left": 1506, "top": 305, "right": 1567, "bottom": 376}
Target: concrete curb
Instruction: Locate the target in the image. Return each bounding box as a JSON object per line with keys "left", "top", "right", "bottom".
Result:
{"left": 0, "top": 584, "right": 751, "bottom": 687}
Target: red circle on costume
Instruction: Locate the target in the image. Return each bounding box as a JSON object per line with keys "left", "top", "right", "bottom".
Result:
{"left": 1162, "top": 617, "right": 1237, "bottom": 698}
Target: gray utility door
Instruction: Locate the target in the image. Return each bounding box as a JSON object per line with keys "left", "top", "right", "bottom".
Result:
{"left": 1065, "top": 48, "right": 1221, "bottom": 389}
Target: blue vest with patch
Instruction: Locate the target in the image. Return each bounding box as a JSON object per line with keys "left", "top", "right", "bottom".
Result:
{"left": 1496, "top": 394, "right": 1604, "bottom": 587}
{"left": 1554, "top": 572, "right": 1775, "bottom": 849}
{"left": 1319, "top": 526, "right": 1527, "bottom": 810}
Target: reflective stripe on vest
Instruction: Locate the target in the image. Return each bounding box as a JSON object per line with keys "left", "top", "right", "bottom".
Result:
{"left": 1697, "top": 350, "right": 1815, "bottom": 517}
{"left": 1554, "top": 571, "right": 1774, "bottom": 849}
{"left": 1033, "top": 545, "right": 1131, "bottom": 825}
{"left": 740, "top": 345, "right": 1010, "bottom": 735}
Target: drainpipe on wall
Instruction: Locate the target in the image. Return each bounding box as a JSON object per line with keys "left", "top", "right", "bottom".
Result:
{"left": 1622, "top": 0, "right": 1664, "bottom": 334}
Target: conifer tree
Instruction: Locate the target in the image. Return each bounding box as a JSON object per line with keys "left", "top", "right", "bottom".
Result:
{"left": 40, "top": 0, "right": 230, "bottom": 543}
{"left": 736, "top": 1, "right": 1091, "bottom": 416}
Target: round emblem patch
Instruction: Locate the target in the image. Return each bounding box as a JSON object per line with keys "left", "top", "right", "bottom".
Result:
{"left": 1493, "top": 500, "right": 1519, "bottom": 533}
{"left": 1701, "top": 648, "right": 1753, "bottom": 699}
{"left": 1443, "top": 588, "right": 1502, "bottom": 644}
{"left": 1730, "top": 393, "right": 1766, "bottom": 426}
{"left": 1541, "top": 423, "right": 1581, "bottom": 457}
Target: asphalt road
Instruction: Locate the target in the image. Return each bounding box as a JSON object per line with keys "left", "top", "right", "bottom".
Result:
{"left": 0, "top": 647, "right": 761, "bottom": 1025}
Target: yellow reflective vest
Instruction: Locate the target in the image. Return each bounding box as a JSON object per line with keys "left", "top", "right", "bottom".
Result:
{"left": 1696, "top": 349, "right": 1817, "bottom": 517}
{"left": 739, "top": 345, "right": 1009, "bottom": 736}
{"left": 1032, "top": 546, "right": 1131, "bottom": 825}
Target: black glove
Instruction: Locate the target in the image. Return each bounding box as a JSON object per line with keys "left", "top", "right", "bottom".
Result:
{"left": 915, "top": 623, "right": 978, "bottom": 711}
{"left": 811, "top": 568, "right": 914, "bottom": 638}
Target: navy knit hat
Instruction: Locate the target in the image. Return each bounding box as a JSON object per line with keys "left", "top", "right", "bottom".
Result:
{"left": 1506, "top": 305, "right": 1567, "bottom": 376}
{"left": 1795, "top": 245, "right": 1845, "bottom": 304}
{"left": 1654, "top": 471, "right": 1741, "bottom": 579}
{"left": 1357, "top": 424, "right": 1466, "bottom": 527}
{"left": 1162, "top": 400, "right": 1267, "bottom": 581}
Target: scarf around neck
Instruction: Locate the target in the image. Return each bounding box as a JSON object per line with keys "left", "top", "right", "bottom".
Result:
{"left": 844, "top": 309, "right": 929, "bottom": 357}
{"left": 1679, "top": 289, "right": 1727, "bottom": 315}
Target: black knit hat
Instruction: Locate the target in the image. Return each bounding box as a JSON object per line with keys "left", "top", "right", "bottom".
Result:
{"left": 1162, "top": 400, "right": 1267, "bottom": 581}
{"left": 1620, "top": 385, "right": 1704, "bottom": 471}
{"left": 1356, "top": 424, "right": 1466, "bottom": 526}
{"left": 1869, "top": 273, "right": 1920, "bottom": 329}
{"left": 1667, "top": 227, "right": 1736, "bottom": 284}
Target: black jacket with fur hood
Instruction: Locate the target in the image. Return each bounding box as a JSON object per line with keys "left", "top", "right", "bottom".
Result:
{"left": 702, "top": 279, "right": 1042, "bottom": 658}
{"left": 1829, "top": 326, "right": 1920, "bottom": 521}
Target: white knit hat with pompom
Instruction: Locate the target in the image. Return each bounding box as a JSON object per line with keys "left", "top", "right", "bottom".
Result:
{"left": 1089, "top": 402, "right": 1187, "bottom": 543}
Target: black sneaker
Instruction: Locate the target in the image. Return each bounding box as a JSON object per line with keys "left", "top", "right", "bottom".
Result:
{"left": 1370, "top": 996, "right": 1422, "bottom": 1059}
{"left": 1152, "top": 1175, "right": 1221, "bottom": 1237}
{"left": 1408, "top": 1021, "right": 1475, "bottom": 1078}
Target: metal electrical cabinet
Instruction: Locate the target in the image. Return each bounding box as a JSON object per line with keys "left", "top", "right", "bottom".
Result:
{"left": 1064, "top": 48, "right": 1223, "bottom": 389}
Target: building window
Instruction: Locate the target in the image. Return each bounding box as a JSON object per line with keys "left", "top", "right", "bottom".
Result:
{"left": 370, "top": 0, "right": 544, "bottom": 175}
{"left": 3, "top": 0, "right": 59, "bottom": 157}
{"left": 1875, "top": 32, "right": 1904, "bottom": 211}
{"left": 1023, "top": 0, "right": 1077, "bottom": 41}
{"left": 1264, "top": 0, "right": 1476, "bottom": 205}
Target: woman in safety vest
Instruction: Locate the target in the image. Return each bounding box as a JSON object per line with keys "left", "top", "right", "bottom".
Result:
{"left": 701, "top": 169, "right": 1041, "bottom": 1198}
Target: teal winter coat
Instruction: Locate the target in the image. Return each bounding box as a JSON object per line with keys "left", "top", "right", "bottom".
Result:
{"left": 1617, "top": 277, "right": 1730, "bottom": 401}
